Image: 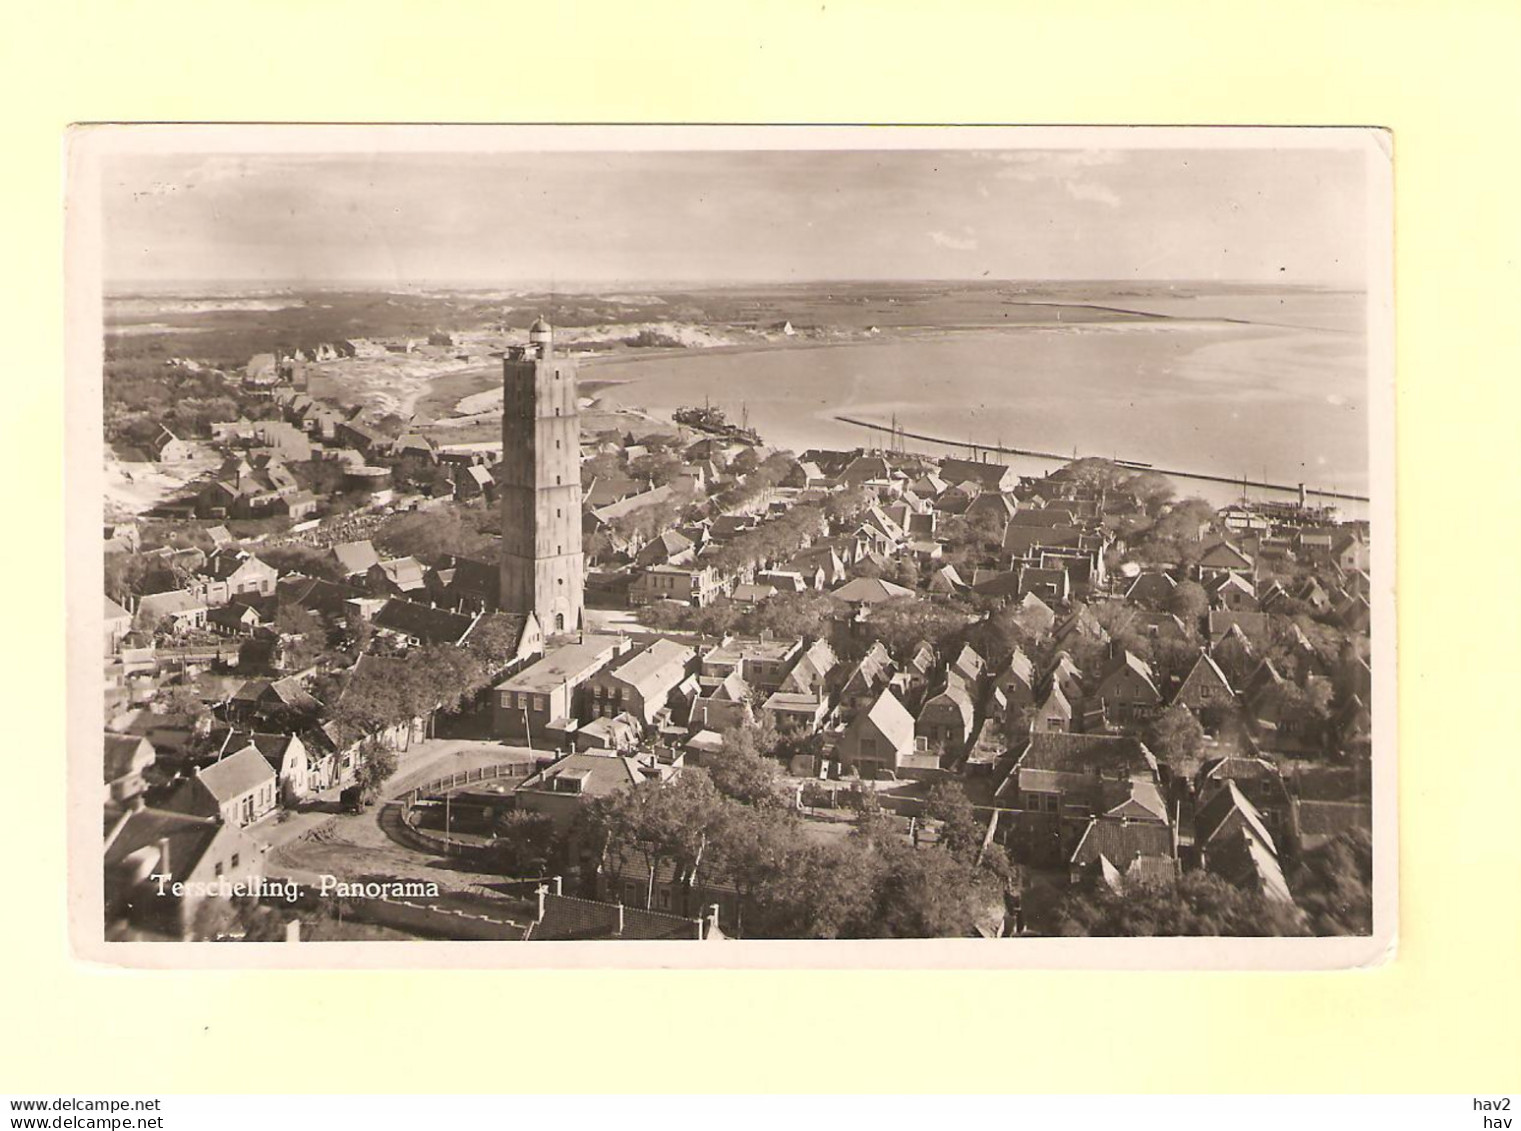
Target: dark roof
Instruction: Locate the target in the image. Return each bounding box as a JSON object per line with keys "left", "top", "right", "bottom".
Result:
{"left": 1017, "top": 732, "right": 1156, "bottom": 776}
{"left": 104, "top": 808, "right": 222, "bottom": 883}
{"left": 1194, "top": 780, "right": 1275, "bottom": 850}
{"left": 1069, "top": 816, "right": 1175, "bottom": 869}
{"left": 938, "top": 457, "right": 1013, "bottom": 491}
{"left": 276, "top": 575, "right": 365, "bottom": 616}
{"left": 104, "top": 733, "right": 154, "bottom": 783}
{"left": 373, "top": 598, "right": 478, "bottom": 646}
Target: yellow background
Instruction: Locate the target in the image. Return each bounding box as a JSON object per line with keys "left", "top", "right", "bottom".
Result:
{"left": 4, "top": 0, "right": 1519, "bottom": 1093}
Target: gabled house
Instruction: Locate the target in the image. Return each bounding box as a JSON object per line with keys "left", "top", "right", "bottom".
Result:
{"left": 1208, "top": 571, "right": 1258, "bottom": 611}
{"left": 1196, "top": 540, "right": 1256, "bottom": 582}
{"left": 938, "top": 457, "right": 1018, "bottom": 494}
{"left": 949, "top": 642, "right": 985, "bottom": 688}
{"left": 1091, "top": 650, "right": 1163, "bottom": 725}
{"left": 328, "top": 540, "right": 382, "bottom": 579}
{"left": 927, "top": 563, "right": 965, "bottom": 595}
{"left": 1009, "top": 591, "right": 1056, "bottom": 638}
{"left": 1196, "top": 755, "right": 1294, "bottom": 842}
{"left": 916, "top": 675, "right": 975, "bottom": 754}
{"left": 371, "top": 598, "right": 481, "bottom": 648}
{"left": 228, "top": 676, "right": 322, "bottom": 728}
{"left": 492, "top": 635, "right": 627, "bottom": 743}
{"left": 1052, "top": 603, "right": 1109, "bottom": 654}
{"left": 583, "top": 638, "right": 697, "bottom": 729}
{"left": 994, "top": 731, "right": 1166, "bottom": 869}
{"left": 150, "top": 425, "right": 196, "bottom": 463}
{"left": 831, "top": 575, "right": 914, "bottom": 606}
{"left": 199, "top": 551, "right": 280, "bottom": 603}
{"left": 1069, "top": 815, "right": 1178, "bottom": 890}
{"left": 367, "top": 556, "right": 429, "bottom": 597}
{"left": 1194, "top": 780, "right": 1293, "bottom": 904}
{"left": 104, "top": 733, "right": 156, "bottom": 805}
{"left": 1017, "top": 565, "right": 1071, "bottom": 604}
{"left": 1030, "top": 682, "right": 1074, "bottom": 734}
{"left": 1210, "top": 622, "right": 1258, "bottom": 686}
{"left": 166, "top": 745, "right": 279, "bottom": 827}
{"left": 1172, "top": 651, "right": 1237, "bottom": 716}
{"left": 636, "top": 529, "right": 697, "bottom": 568}
{"left": 834, "top": 687, "right": 918, "bottom": 779}
{"left": 137, "top": 590, "right": 208, "bottom": 635}
{"left": 690, "top": 671, "right": 754, "bottom": 733}
{"left": 104, "top": 807, "right": 267, "bottom": 939}
{"left": 1124, "top": 570, "right": 1177, "bottom": 607}
{"left": 1207, "top": 609, "right": 1271, "bottom": 649}
{"left": 104, "top": 595, "right": 133, "bottom": 652}
{"left": 996, "top": 649, "right": 1037, "bottom": 712}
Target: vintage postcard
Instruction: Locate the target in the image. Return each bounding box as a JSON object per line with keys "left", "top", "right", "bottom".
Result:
{"left": 66, "top": 124, "right": 1394, "bottom": 968}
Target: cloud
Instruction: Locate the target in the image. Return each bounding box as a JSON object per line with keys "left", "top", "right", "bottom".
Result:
{"left": 929, "top": 228, "right": 977, "bottom": 251}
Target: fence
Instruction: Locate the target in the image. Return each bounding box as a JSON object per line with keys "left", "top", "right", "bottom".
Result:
{"left": 390, "top": 760, "right": 554, "bottom": 856}
{"left": 345, "top": 894, "right": 533, "bottom": 940}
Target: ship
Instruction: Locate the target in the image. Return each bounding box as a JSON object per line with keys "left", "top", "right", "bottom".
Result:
{"left": 672, "top": 401, "right": 761, "bottom": 445}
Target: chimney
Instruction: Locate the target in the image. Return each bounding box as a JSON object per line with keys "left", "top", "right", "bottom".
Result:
{"left": 156, "top": 836, "right": 172, "bottom": 878}
{"left": 615, "top": 902, "right": 625, "bottom": 937}
{"left": 551, "top": 875, "right": 562, "bottom": 896}
{"left": 534, "top": 882, "right": 548, "bottom": 922}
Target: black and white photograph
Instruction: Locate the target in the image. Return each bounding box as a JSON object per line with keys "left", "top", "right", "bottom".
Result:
{"left": 70, "top": 125, "right": 1393, "bottom": 962}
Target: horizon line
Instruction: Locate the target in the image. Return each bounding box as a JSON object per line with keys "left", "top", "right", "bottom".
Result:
{"left": 104, "top": 275, "right": 1368, "bottom": 294}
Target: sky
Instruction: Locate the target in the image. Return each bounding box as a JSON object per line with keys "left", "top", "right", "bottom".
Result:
{"left": 100, "top": 145, "right": 1371, "bottom": 289}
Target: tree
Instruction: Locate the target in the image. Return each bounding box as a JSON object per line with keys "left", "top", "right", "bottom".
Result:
{"left": 1167, "top": 579, "right": 1210, "bottom": 623}
{"left": 870, "top": 841, "right": 1003, "bottom": 938}
{"left": 154, "top": 682, "right": 210, "bottom": 724}
{"left": 354, "top": 739, "right": 398, "bottom": 800}
{"left": 1051, "top": 871, "right": 1307, "bottom": 937}
{"left": 586, "top": 771, "right": 728, "bottom": 909}
{"left": 704, "top": 805, "right": 799, "bottom": 935}
{"left": 865, "top": 597, "right": 971, "bottom": 660}
{"left": 495, "top": 809, "right": 558, "bottom": 876}
{"left": 923, "top": 781, "right": 981, "bottom": 861}
{"left": 373, "top": 507, "right": 495, "bottom": 561}
{"left": 1288, "top": 829, "right": 1373, "bottom": 936}
{"left": 752, "top": 840, "right": 881, "bottom": 939}
{"left": 259, "top": 544, "right": 347, "bottom": 582}
{"left": 707, "top": 722, "right": 784, "bottom": 807}
{"left": 1147, "top": 703, "right": 1206, "bottom": 771}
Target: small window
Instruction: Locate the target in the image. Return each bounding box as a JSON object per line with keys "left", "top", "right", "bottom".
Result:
{"left": 214, "top": 861, "right": 224, "bottom": 877}
{"left": 231, "top": 853, "right": 240, "bottom": 868}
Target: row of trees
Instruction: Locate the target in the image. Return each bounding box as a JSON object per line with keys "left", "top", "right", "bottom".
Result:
{"left": 326, "top": 613, "right": 526, "bottom": 747}
{"left": 583, "top": 761, "right": 1010, "bottom": 939}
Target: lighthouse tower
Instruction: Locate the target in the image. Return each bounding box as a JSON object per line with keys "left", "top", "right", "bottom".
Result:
{"left": 499, "top": 317, "right": 583, "bottom": 635}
